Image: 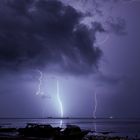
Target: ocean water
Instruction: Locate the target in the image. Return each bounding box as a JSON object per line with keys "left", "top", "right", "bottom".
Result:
{"left": 0, "top": 118, "right": 140, "bottom": 138}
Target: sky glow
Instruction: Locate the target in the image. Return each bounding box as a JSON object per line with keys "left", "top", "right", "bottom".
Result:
{"left": 57, "top": 80, "right": 64, "bottom": 118}
{"left": 0, "top": 0, "right": 140, "bottom": 118}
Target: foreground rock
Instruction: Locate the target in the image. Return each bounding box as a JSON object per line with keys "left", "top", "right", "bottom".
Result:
{"left": 18, "top": 123, "right": 61, "bottom": 138}
{"left": 0, "top": 124, "right": 138, "bottom": 140}
{"left": 18, "top": 123, "right": 89, "bottom": 140}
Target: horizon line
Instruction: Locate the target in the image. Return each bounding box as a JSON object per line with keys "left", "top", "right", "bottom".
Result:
{"left": 0, "top": 117, "right": 140, "bottom": 119}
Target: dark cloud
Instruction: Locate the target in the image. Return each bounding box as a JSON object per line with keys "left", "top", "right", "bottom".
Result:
{"left": 0, "top": 0, "right": 104, "bottom": 75}
{"left": 59, "top": 0, "right": 127, "bottom": 36}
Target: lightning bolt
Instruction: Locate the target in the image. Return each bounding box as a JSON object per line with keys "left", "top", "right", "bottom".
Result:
{"left": 93, "top": 91, "right": 97, "bottom": 132}
{"left": 93, "top": 91, "right": 97, "bottom": 119}
{"left": 57, "top": 80, "right": 64, "bottom": 118}
{"left": 59, "top": 120, "right": 63, "bottom": 128}
{"left": 36, "top": 70, "right": 44, "bottom": 96}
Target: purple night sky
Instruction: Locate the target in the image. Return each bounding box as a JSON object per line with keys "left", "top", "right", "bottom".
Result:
{"left": 0, "top": 0, "right": 140, "bottom": 118}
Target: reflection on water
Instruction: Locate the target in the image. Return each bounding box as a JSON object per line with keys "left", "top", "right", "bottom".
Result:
{"left": 59, "top": 119, "right": 63, "bottom": 128}
{"left": 0, "top": 118, "right": 140, "bottom": 137}
{"left": 94, "top": 122, "right": 97, "bottom": 133}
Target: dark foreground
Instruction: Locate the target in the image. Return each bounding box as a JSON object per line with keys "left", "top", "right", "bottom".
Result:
{"left": 0, "top": 123, "right": 139, "bottom": 140}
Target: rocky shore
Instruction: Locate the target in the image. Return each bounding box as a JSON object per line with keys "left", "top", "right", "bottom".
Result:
{"left": 0, "top": 123, "right": 138, "bottom": 140}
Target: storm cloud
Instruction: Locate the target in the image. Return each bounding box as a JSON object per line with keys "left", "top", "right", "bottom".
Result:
{"left": 0, "top": 0, "right": 105, "bottom": 75}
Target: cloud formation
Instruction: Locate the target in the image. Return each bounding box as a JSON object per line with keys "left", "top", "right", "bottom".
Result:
{"left": 0, "top": 0, "right": 105, "bottom": 75}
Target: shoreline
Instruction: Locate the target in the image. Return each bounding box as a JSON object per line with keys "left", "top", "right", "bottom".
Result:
{"left": 0, "top": 123, "right": 139, "bottom": 140}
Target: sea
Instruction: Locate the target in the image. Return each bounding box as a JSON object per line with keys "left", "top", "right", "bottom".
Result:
{"left": 0, "top": 118, "right": 140, "bottom": 138}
